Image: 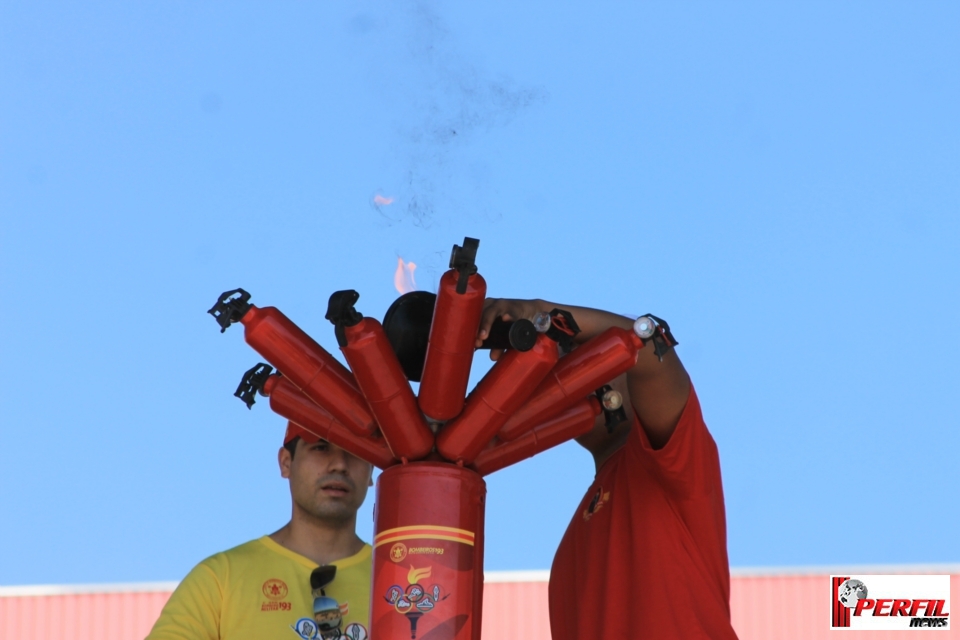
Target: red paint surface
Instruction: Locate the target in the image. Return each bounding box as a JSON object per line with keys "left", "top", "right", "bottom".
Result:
{"left": 239, "top": 303, "right": 377, "bottom": 437}
{"left": 437, "top": 332, "right": 559, "bottom": 465}
{"left": 418, "top": 269, "right": 487, "bottom": 422}
{"left": 472, "top": 398, "right": 600, "bottom": 477}
{"left": 262, "top": 375, "right": 396, "bottom": 469}
{"left": 498, "top": 326, "right": 642, "bottom": 441}
{"left": 340, "top": 317, "right": 434, "bottom": 461}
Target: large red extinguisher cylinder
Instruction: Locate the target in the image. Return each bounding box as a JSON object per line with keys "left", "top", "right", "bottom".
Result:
{"left": 327, "top": 290, "right": 435, "bottom": 462}
{"left": 372, "top": 463, "right": 485, "bottom": 640}
{"left": 208, "top": 289, "right": 377, "bottom": 437}
{"left": 436, "top": 327, "right": 559, "bottom": 465}
{"left": 498, "top": 326, "right": 644, "bottom": 442}
{"left": 473, "top": 398, "right": 600, "bottom": 476}
{"left": 418, "top": 238, "right": 487, "bottom": 422}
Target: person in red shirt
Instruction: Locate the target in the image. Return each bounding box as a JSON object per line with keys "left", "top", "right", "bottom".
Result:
{"left": 478, "top": 299, "right": 739, "bottom": 640}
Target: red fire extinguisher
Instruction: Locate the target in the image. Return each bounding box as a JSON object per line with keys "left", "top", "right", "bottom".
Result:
{"left": 326, "top": 290, "right": 435, "bottom": 462}
{"left": 371, "top": 462, "right": 485, "bottom": 640}
{"left": 234, "top": 363, "right": 396, "bottom": 469}
{"left": 436, "top": 309, "right": 579, "bottom": 465}
{"left": 472, "top": 397, "right": 601, "bottom": 476}
{"left": 418, "top": 238, "right": 487, "bottom": 422}
{"left": 208, "top": 289, "right": 377, "bottom": 438}
{"left": 497, "top": 325, "right": 647, "bottom": 441}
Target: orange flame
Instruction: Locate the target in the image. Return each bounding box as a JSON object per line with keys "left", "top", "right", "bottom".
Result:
{"left": 394, "top": 257, "right": 417, "bottom": 295}
{"left": 373, "top": 194, "right": 394, "bottom": 206}
{"left": 408, "top": 565, "right": 432, "bottom": 585}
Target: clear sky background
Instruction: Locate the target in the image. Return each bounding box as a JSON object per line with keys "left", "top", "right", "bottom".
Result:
{"left": 1, "top": 1, "right": 957, "bottom": 586}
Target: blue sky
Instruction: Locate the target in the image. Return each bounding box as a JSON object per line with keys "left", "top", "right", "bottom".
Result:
{"left": 1, "top": 1, "right": 957, "bottom": 585}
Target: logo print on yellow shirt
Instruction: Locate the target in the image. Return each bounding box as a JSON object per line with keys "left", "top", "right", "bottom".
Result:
{"left": 582, "top": 487, "right": 611, "bottom": 521}
{"left": 263, "top": 579, "right": 289, "bottom": 601}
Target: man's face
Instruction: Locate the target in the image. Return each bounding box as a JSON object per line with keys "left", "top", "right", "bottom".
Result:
{"left": 280, "top": 439, "right": 373, "bottom": 524}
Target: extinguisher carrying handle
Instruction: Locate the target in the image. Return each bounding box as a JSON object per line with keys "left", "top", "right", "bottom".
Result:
{"left": 449, "top": 237, "right": 480, "bottom": 294}
{"left": 325, "top": 290, "right": 364, "bottom": 347}
{"left": 637, "top": 313, "right": 679, "bottom": 361}
{"left": 545, "top": 308, "right": 581, "bottom": 352}
{"left": 208, "top": 288, "right": 253, "bottom": 333}
{"left": 234, "top": 362, "right": 275, "bottom": 409}
{"left": 479, "top": 318, "right": 538, "bottom": 352}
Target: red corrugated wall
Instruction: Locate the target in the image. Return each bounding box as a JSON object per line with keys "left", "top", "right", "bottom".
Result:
{"left": 1, "top": 571, "right": 957, "bottom": 639}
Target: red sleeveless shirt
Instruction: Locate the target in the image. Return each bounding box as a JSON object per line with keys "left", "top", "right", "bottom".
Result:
{"left": 549, "top": 387, "right": 739, "bottom": 639}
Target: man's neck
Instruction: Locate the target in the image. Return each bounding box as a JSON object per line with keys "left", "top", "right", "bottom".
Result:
{"left": 269, "top": 512, "right": 365, "bottom": 566}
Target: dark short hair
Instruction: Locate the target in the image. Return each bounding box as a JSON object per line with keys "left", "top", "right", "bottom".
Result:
{"left": 284, "top": 436, "right": 301, "bottom": 459}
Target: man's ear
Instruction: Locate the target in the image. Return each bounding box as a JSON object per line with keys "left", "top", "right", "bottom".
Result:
{"left": 279, "top": 446, "right": 293, "bottom": 479}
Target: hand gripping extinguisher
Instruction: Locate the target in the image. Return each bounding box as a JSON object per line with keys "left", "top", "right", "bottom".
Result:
{"left": 497, "top": 319, "right": 653, "bottom": 442}
{"left": 234, "top": 363, "right": 396, "bottom": 469}
{"left": 326, "top": 290, "right": 434, "bottom": 462}
{"left": 472, "top": 397, "right": 601, "bottom": 476}
{"left": 436, "top": 309, "right": 579, "bottom": 465}
{"left": 207, "top": 289, "right": 378, "bottom": 438}
{"left": 417, "top": 238, "right": 487, "bottom": 422}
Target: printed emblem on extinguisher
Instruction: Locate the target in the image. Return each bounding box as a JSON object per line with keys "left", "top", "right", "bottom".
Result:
{"left": 390, "top": 542, "right": 408, "bottom": 562}
{"left": 384, "top": 566, "right": 450, "bottom": 638}
{"left": 373, "top": 524, "right": 477, "bottom": 639}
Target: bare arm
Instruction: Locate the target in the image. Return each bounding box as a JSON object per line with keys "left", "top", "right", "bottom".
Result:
{"left": 477, "top": 299, "right": 690, "bottom": 453}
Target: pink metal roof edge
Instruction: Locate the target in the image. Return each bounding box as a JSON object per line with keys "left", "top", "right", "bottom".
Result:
{"left": 3, "top": 569, "right": 957, "bottom": 640}
{"left": 4, "top": 564, "right": 958, "bottom": 594}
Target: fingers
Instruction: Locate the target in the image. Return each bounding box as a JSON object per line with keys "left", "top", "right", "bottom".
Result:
{"left": 489, "top": 348, "right": 504, "bottom": 361}
{"left": 477, "top": 298, "right": 511, "bottom": 344}
{"left": 475, "top": 298, "right": 542, "bottom": 347}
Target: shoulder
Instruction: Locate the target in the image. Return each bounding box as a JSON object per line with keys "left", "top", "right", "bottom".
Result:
{"left": 631, "top": 385, "right": 711, "bottom": 453}
{"left": 338, "top": 543, "right": 372, "bottom": 569}
{"left": 193, "top": 537, "right": 272, "bottom": 577}
{"left": 625, "top": 386, "right": 721, "bottom": 492}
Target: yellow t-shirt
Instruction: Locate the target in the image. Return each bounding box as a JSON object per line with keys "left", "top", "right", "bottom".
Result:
{"left": 147, "top": 536, "right": 371, "bottom": 640}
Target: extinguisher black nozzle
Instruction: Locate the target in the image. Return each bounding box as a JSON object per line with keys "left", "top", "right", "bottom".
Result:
{"left": 508, "top": 319, "right": 538, "bottom": 351}
{"left": 325, "top": 290, "right": 363, "bottom": 347}
{"left": 480, "top": 318, "right": 537, "bottom": 352}
{"left": 449, "top": 237, "right": 480, "bottom": 294}
{"left": 208, "top": 288, "right": 252, "bottom": 333}
{"left": 234, "top": 363, "right": 274, "bottom": 409}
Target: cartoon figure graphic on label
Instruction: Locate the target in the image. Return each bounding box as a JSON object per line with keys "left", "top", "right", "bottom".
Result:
{"left": 291, "top": 599, "right": 367, "bottom": 640}
{"left": 291, "top": 617, "right": 319, "bottom": 640}
{"left": 313, "top": 595, "right": 344, "bottom": 639}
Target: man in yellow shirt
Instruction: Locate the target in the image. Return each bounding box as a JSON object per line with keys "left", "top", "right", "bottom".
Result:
{"left": 147, "top": 422, "right": 374, "bottom": 640}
